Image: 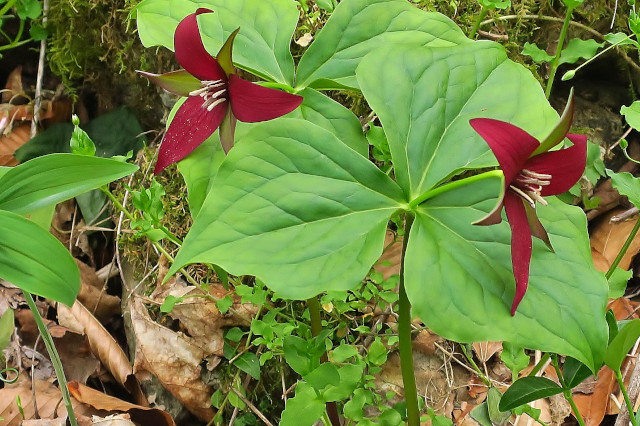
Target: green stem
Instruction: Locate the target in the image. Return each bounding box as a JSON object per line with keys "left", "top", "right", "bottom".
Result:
{"left": 409, "top": 170, "right": 503, "bottom": 209}
{"left": 606, "top": 217, "right": 640, "bottom": 280}
{"left": 0, "top": 0, "right": 18, "bottom": 19}
{"left": 469, "top": 7, "right": 489, "bottom": 39}
{"left": 101, "top": 188, "right": 183, "bottom": 246}
{"left": 545, "top": 7, "right": 574, "bottom": 99}
{"left": 398, "top": 214, "right": 420, "bottom": 426}
{"left": 307, "top": 297, "right": 341, "bottom": 426}
{"left": 460, "top": 344, "right": 491, "bottom": 387}
{"left": 528, "top": 352, "right": 551, "bottom": 377}
{"left": 615, "top": 369, "right": 639, "bottom": 426}
{"left": 23, "top": 292, "right": 77, "bottom": 426}
{"left": 551, "top": 355, "right": 585, "bottom": 426}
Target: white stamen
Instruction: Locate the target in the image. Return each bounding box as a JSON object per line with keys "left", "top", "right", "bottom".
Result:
{"left": 521, "top": 169, "right": 552, "bottom": 180}
{"left": 510, "top": 185, "right": 536, "bottom": 208}
{"left": 206, "top": 98, "right": 226, "bottom": 111}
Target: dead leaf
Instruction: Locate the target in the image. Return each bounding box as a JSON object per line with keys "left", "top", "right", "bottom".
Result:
{"left": 2, "top": 66, "right": 24, "bottom": 103}
{"left": 0, "top": 124, "right": 30, "bottom": 165}
{"left": 590, "top": 208, "right": 640, "bottom": 271}
{"left": 151, "top": 280, "right": 256, "bottom": 357}
{"left": 75, "top": 260, "right": 121, "bottom": 321}
{"left": 573, "top": 367, "right": 616, "bottom": 425}
{"left": 131, "top": 296, "right": 215, "bottom": 422}
{"left": 295, "top": 32, "right": 313, "bottom": 47}
{"left": 0, "top": 374, "right": 102, "bottom": 425}
{"left": 472, "top": 341, "right": 502, "bottom": 363}
{"left": 68, "top": 381, "right": 175, "bottom": 426}
{"left": 374, "top": 231, "right": 402, "bottom": 280}
{"left": 56, "top": 301, "right": 145, "bottom": 405}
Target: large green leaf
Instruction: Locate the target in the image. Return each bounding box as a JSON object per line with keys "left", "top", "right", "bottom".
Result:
{"left": 136, "top": 0, "right": 298, "bottom": 85}
{"left": 357, "top": 42, "right": 559, "bottom": 200}
{"left": 285, "top": 89, "right": 368, "bottom": 156}
{"left": 295, "top": 0, "right": 470, "bottom": 90}
{"left": 168, "top": 119, "right": 405, "bottom": 299}
{"left": 0, "top": 154, "right": 138, "bottom": 214}
{"left": 177, "top": 88, "right": 367, "bottom": 217}
{"left": 0, "top": 210, "right": 80, "bottom": 305}
{"left": 405, "top": 177, "right": 608, "bottom": 371}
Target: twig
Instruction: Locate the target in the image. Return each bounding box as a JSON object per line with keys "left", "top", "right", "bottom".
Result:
{"left": 230, "top": 386, "right": 274, "bottom": 426}
{"left": 611, "top": 207, "right": 639, "bottom": 223}
{"left": 480, "top": 14, "right": 640, "bottom": 74}
{"left": 31, "top": 0, "right": 48, "bottom": 138}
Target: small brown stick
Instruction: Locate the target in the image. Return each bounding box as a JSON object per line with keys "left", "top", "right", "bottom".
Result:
{"left": 230, "top": 386, "right": 274, "bottom": 426}
{"left": 611, "top": 207, "right": 639, "bottom": 223}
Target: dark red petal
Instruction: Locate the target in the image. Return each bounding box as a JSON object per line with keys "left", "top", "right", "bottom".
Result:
{"left": 524, "top": 133, "right": 587, "bottom": 196}
{"left": 174, "top": 9, "right": 226, "bottom": 82}
{"left": 470, "top": 118, "right": 540, "bottom": 185}
{"left": 504, "top": 192, "right": 532, "bottom": 316}
{"left": 228, "top": 75, "right": 303, "bottom": 123}
{"left": 154, "top": 96, "right": 227, "bottom": 174}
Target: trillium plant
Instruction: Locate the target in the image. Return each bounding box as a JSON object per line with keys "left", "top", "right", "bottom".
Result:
{"left": 135, "top": 0, "right": 610, "bottom": 424}
{"left": 470, "top": 93, "right": 587, "bottom": 314}
{"left": 138, "top": 8, "right": 303, "bottom": 173}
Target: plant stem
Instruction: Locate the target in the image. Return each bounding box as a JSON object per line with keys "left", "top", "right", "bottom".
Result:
{"left": 0, "top": 0, "right": 18, "bottom": 19}
{"left": 409, "top": 170, "right": 503, "bottom": 209}
{"left": 101, "top": 187, "right": 182, "bottom": 246}
{"left": 23, "top": 292, "right": 77, "bottom": 426}
{"left": 606, "top": 217, "right": 640, "bottom": 280}
{"left": 616, "top": 369, "right": 639, "bottom": 426}
{"left": 528, "top": 352, "right": 551, "bottom": 376}
{"left": 398, "top": 214, "right": 420, "bottom": 426}
{"left": 307, "top": 297, "right": 341, "bottom": 426}
{"left": 551, "top": 354, "right": 585, "bottom": 426}
{"left": 469, "top": 6, "right": 489, "bottom": 39}
{"left": 545, "top": 7, "right": 573, "bottom": 99}
{"left": 460, "top": 344, "right": 491, "bottom": 387}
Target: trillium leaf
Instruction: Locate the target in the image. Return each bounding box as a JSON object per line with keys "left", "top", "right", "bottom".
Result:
{"left": 178, "top": 89, "right": 369, "bottom": 216}
{"left": 168, "top": 119, "right": 406, "bottom": 299}
{"left": 0, "top": 154, "right": 138, "bottom": 214}
{"left": 0, "top": 210, "right": 80, "bottom": 305}
{"left": 357, "top": 42, "right": 559, "bottom": 200}
{"left": 295, "top": 0, "right": 470, "bottom": 90}
{"left": 284, "top": 88, "right": 369, "bottom": 156}
{"left": 499, "top": 377, "right": 563, "bottom": 411}
{"left": 405, "top": 176, "right": 607, "bottom": 371}
{"left": 136, "top": 0, "right": 298, "bottom": 85}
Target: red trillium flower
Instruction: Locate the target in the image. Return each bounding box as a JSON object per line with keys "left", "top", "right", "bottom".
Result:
{"left": 469, "top": 93, "right": 587, "bottom": 315}
{"left": 138, "top": 8, "right": 303, "bottom": 174}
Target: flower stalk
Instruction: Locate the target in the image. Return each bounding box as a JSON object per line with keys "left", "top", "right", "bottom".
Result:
{"left": 398, "top": 214, "right": 420, "bottom": 426}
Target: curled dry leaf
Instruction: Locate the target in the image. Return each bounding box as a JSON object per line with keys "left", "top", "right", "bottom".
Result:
{"left": 0, "top": 124, "right": 30, "bottom": 166}
{"left": 151, "top": 280, "right": 257, "bottom": 356}
{"left": 57, "top": 300, "right": 145, "bottom": 405}
{"left": 472, "top": 341, "right": 502, "bottom": 363}
{"left": 130, "top": 296, "right": 215, "bottom": 422}
{"left": 75, "top": 260, "right": 121, "bottom": 321}
{"left": 68, "top": 381, "right": 175, "bottom": 426}
{"left": 590, "top": 208, "right": 640, "bottom": 271}
{"left": 0, "top": 374, "right": 101, "bottom": 425}
{"left": 373, "top": 231, "right": 402, "bottom": 280}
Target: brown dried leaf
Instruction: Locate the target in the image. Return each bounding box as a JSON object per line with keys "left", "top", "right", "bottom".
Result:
{"left": 472, "top": 341, "right": 502, "bottom": 363}
{"left": 374, "top": 231, "right": 402, "bottom": 280}
{"left": 152, "top": 280, "right": 255, "bottom": 356}
{"left": 75, "top": 260, "right": 121, "bottom": 321}
{"left": 3, "top": 66, "right": 24, "bottom": 103}
{"left": 130, "top": 296, "right": 214, "bottom": 422}
{"left": 57, "top": 300, "right": 144, "bottom": 404}
{"left": 68, "top": 381, "right": 175, "bottom": 426}
{"left": 573, "top": 367, "right": 616, "bottom": 425}
{"left": 590, "top": 208, "right": 640, "bottom": 271}
{"left": 0, "top": 374, "right": 101, "bottom": 425}
{"left": 0, "top": 124, "right": 30, "bottom": 166}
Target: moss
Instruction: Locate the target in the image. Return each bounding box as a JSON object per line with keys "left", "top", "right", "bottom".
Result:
{"left": 45, "top": 0, "right": 174, "bottom": 128}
